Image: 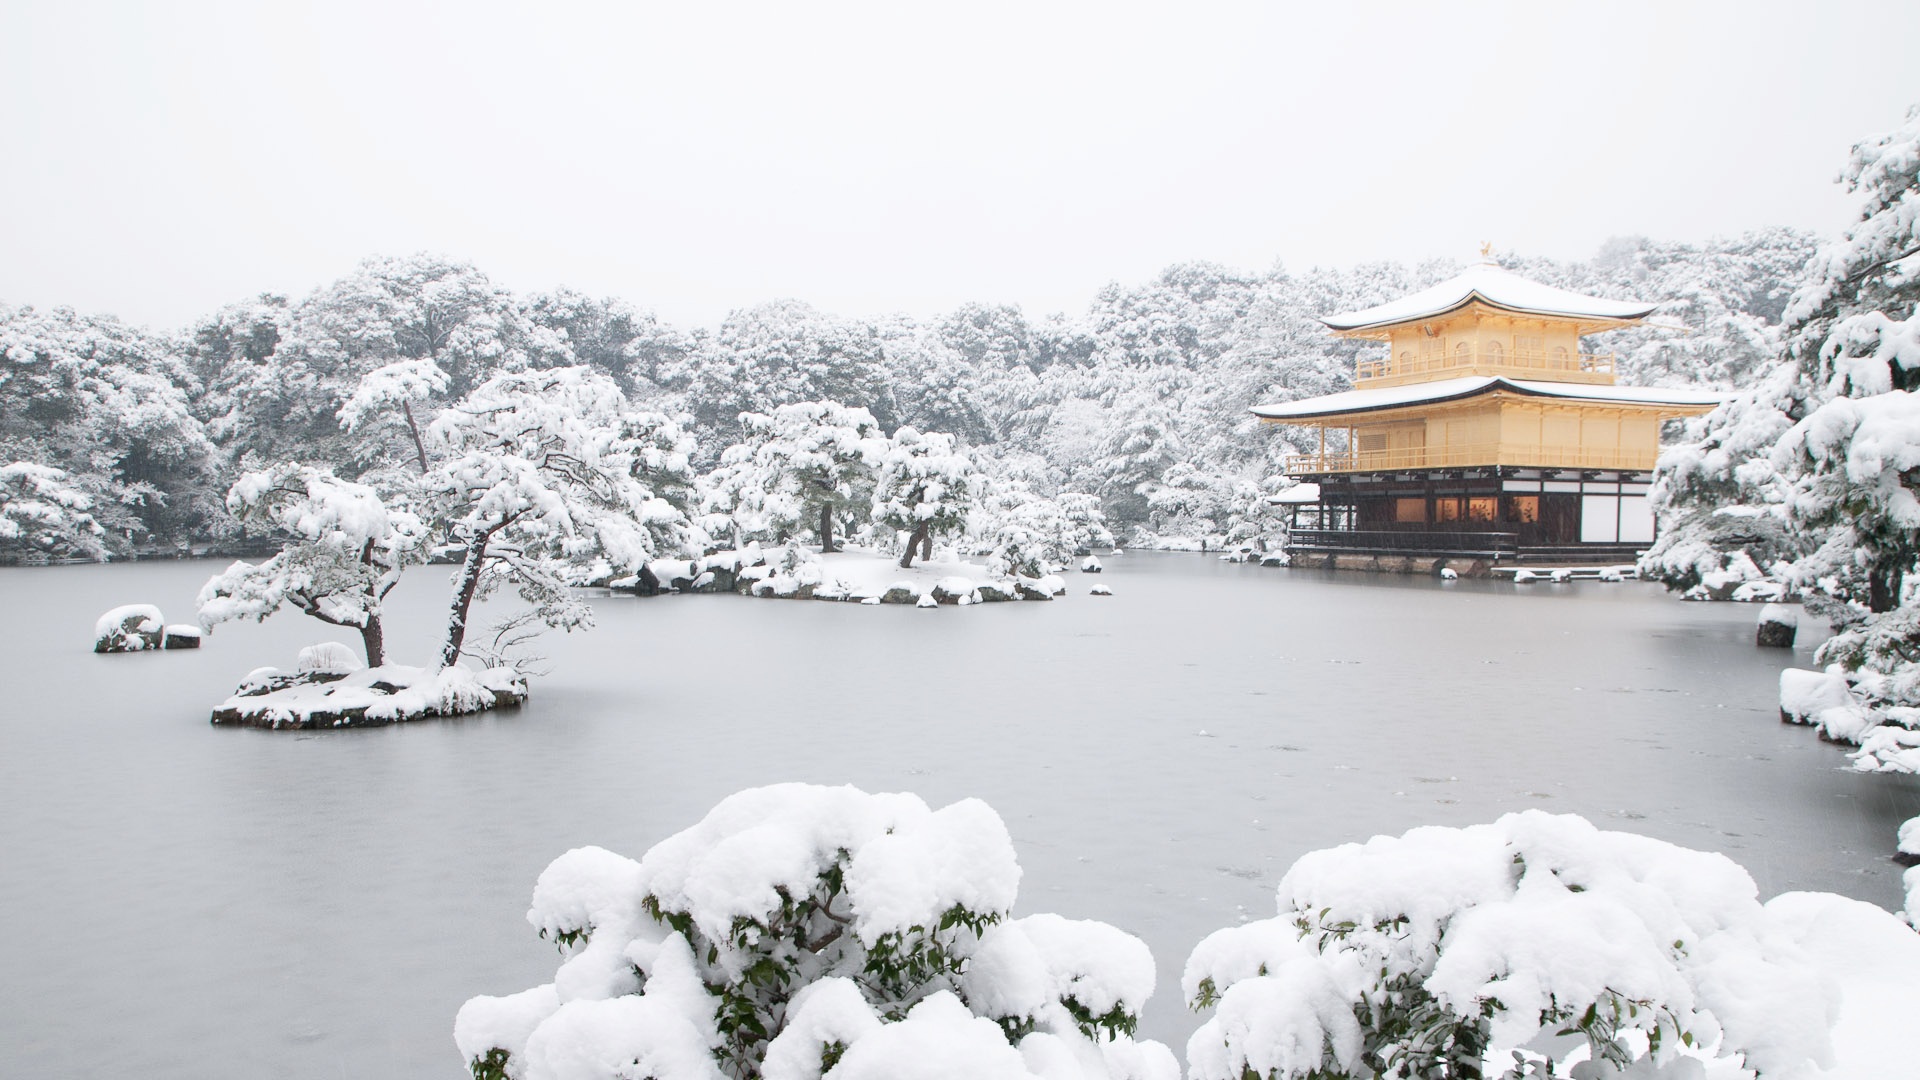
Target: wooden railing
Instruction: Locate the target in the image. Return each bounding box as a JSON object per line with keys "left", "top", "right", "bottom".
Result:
{"left": 1355, "top": 348, "right": 1615, "bottom": 385}
{"left": 1284, "top": 442, "right": 1657, "bottom": 475}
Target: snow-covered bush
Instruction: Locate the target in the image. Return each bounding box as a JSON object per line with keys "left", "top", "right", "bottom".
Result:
{"left": 456, "top": 784, "right": 1175, "bottom": 1080}
{"left": 1183, "top": 811, "right": 1835, "bottom": 1080}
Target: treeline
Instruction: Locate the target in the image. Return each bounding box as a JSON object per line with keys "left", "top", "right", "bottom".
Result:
{"left": 0, "top": 229, "right": 1814, "bottom": 559}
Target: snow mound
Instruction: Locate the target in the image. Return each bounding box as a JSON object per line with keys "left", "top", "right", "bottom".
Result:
{"left": 298, "top": 641, "right": 363, "bottom": 674}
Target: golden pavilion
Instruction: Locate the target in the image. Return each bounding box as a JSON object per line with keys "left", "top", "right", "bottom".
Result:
{"left": 1254, "top": 259, "right": 1720, "bottom": 563}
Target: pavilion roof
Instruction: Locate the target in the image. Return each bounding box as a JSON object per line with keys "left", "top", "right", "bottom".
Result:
{"left": 1252, "top": 375, "right": 1723, "bottom": 423}
{"left": 1323, "top": 263, "right": 1657, "bottom": 334}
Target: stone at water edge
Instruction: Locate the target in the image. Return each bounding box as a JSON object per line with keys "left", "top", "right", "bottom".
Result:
{"left": 1081, "top": 555, "right": 1103, "bottom": 573}
{"left": 162, "top": 624, "right": 202, "bottom": 649}
{"left": 1757, "top": 604, "right": 1798, "bottom": 648}
{"left": 1089, "top": 583, "right": 1112, "bottom": 596}
{"left": 93, "top": 604, "right": 165, "bottom": 653}
{"left": 1013, "top": 578, "right": 1054, "bottom": 601}
{"left": 880, "top": 585, "right": 918, "bottom": 605}
{"left": 1549, "top": 569, "right": 1573, "bottom": 583}
{"left": 1439, "top": 567, "right": 1459, "bottom": 581}
{"left": 975, "top": 581, "right": 1017, "bottom": 603}
{"left": 915, "top": 593, "right": 939, "bottom": 608}
{"left": 1513, "top": 570, "right": 1538, "bottom": 584}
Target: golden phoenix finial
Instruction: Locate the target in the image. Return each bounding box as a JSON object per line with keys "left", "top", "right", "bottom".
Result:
{"left": 1479, "top": 240, "right": 1494, "bottom": 259}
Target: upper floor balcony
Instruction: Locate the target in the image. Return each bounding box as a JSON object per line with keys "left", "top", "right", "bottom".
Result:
{"left": 1355, "top": 346, "right": 1616, "bottom": 388}
{"left": 1283, "top": 441, "right": 1658, "bottom": 476}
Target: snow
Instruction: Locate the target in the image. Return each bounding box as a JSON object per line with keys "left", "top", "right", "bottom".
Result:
{"left": 806, "top": 547, "right": 1007, "bottom": 603}
{"left": 212, "top": 663, "right": 524, "bottom": 727}
{"left": 296, "top": 641, "right": 362, "bottom": 674}
{"left": 1187, "top": 812, "right": 1840, "bottom": 1079}
{"left": 824, "top": 992, "right": 1036, "bottom": 1080}
{"left": 1758, "top": 603, "right": 1796, "bottom": 629}
{"left": 1321, "top": 262, "right": 1658, "bottom": 333}
{"left": 964, "top": 914, "right": 1157, "bottom": 1030}
{"left": 1253, "top": 375, "right": 1723, "bottom": 422}
{"left": 92, "top": 603, "right": 162, "bottom": 650}
{"left": 1763, "top": 891, "right": 1920, "bottom": 1079}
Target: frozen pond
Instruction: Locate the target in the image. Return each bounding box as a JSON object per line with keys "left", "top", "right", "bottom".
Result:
{"left": 2, "top": 553, "right": 1916, "bottom": 1079}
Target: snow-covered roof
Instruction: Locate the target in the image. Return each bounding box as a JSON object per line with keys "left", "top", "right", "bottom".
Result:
{"left": 1252, "top": 376, "right": 1723, "bottom": 422}
{"left": 1323, "top": 263, "right": 1656, "bottom": 333}
{"left": 1269, "top": 483, "right": 1322, "bottom": 505}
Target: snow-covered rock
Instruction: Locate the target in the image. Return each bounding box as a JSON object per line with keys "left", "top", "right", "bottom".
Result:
{"left": 1512, "top": 570, "right": 1538, "bottom": 584}
{"left": 1081, "top": 556, "right": 1103, "bottom": 573}
{"left": 93, "top": 604, "right": 164, "bottom": 653}
{"left": 915, "top": 593, "right": 939, "bottom": 608}
{"left": 1089, "top": 583, "right": 1112, "bottom": 596}
{"left": 1778, "top": 668, "right": 1873, "bottom": 740}
{"left": 161, "top": 624, "right": 202, "bottom": 649}
{"left": 1438, "top": 567, "right": 1459, "bottom": 581}
{"left": 1757, "top": 603, "right": 1797, "bottom": 648}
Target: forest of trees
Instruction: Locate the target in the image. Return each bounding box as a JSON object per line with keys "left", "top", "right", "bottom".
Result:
{"left": 0, "top": 229, "right": 1816, "bottom": 566}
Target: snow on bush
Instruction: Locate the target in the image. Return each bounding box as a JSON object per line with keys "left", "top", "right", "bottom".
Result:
{"left": 457, "top": 784, "right": 1174, "bottom": 1080}
{"left": 1182, "top": 811, "right": 1836, "bottom": 1080}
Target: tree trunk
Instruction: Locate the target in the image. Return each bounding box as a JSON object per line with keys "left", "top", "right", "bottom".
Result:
{"left": 899, "top": 521, "right": 930, "bottom": 569}
{"left": 920, "top": 528, "right": 932, "bottom": 562}
{"left": 441, "top": 535, "right": 490, "bottom": 668}
{"left": 819, "top": 502, "right": 835, "bottom": 553}
{"left": 403, "top": 399, "right": 430, "bottom": 475}
{"left": 1870, "top": 563, "right": 1903, "bottom": 614}
{"left": 359, "top": 614, "right": 386, "bottom": 669}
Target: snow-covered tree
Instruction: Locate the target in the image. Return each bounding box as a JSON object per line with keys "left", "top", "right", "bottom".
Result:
{"left": 871, "top": 427, "right": 977, "bottom": 568}
{"left": 427, "top": 366, "right": 696, "bottom": 668}
{"left": 196, "top": 463, "right": 425, "bottom": 666}
{"left": 679, "top": 302, "right": 897, "bottom": 455}
{"left": 701, "top": 401, "right": 885, "bottom": 552}
{"left": 0, "top": 461, "right": 106, "bottom": 561}
{"left": 1185, "top": 812, "right": 1835, "bottom": 1080}
{"left": 339, "top": 358, "right": 449, "bottom": 474}
{"left": 455, "top": 784, "right": 1177, "bottom": 1080}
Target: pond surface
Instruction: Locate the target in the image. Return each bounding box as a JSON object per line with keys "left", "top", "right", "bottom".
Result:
{"left": 2, "top": 553, "right": 1915, "bottom": 1079}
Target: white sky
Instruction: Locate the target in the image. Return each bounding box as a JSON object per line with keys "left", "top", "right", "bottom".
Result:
{"left": 2, "top": 1, "right": 1915, "bottom": 332}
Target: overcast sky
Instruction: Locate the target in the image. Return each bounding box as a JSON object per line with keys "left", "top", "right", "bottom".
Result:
{"left": 2, "top": 1, "right": 1915, "bottom": 332}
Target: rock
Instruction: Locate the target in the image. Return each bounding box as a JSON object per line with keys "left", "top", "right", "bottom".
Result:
{"left": 1757, "top": 604, "right": 1798, "bottom": 648}
{"left": 880, "top": 584, "right": 918, "bottom": 605}
{"left": 1089, "top": 583, "right": 1112, "bottom": 596}
{"left": 915, "top": 593, "right": 939, "bottom": 608}
{"left": 1779, "top": 668, "right": 1851, "bottom": 726}
{"left": 162, "top": 624, "right": 202, "bottom": 649}
{"left": 298, "top": 642, "right": 363, "bottom": 675}
{"left": 1259, "top": 554, "right": 1289, "bottom": 568}
{"left": 1081, "top": 556, "right": 1103, "bottom": 573}
{"left": 1549, "top": 569, "right": 1573, "bottom": 583}
{"left": 930, "top": 577, "right": 978, "bottom": 604}
{"left": 1439, "top": 567, "right": 1459, "bottom": 581}
{"left": 1014, "top": 578, "right": 1054, "bottom": 601}
{"left": 976, "top": 581, "right": 1017, "bottom": 603}
{"left": 859, "top": 596, "right": 883, "bottom": 606}
{"left": 1036, "top": 573, "right": 1067, "bottom": 596}
{"left": 93, "top": 604, "right": 165, "bottom": 653}
{"left": 1512, "top": 570, "right": 1538, "bottom": 584}
{"left": 692, "top": 568, "right": 735, "bottom": 593}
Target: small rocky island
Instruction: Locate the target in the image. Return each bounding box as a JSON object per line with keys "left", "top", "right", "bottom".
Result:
{"left": 209, "top": 643, "right": 527, "bottom": 730}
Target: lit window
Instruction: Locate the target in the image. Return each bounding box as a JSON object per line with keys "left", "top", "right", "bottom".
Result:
{"left": 1468, "top": 497, "right": 1497, "bottom": 521}
{"left": 1394, "top": 497, "right": 1426, "bottom": 523}
{"left": 1507, "top": 496, "right": 1540, "bottom": 523}
{"left": 1435, "top": 498, "right": 1462, "bottom": 522}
